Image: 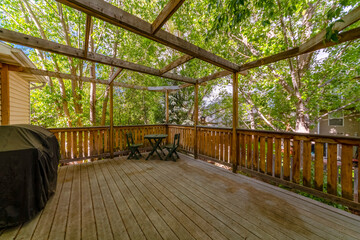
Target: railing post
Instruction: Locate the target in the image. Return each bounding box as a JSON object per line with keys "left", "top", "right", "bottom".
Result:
{"left": 194, "top": 83, "right": 199, "bottom": 159}
{"left": 1, "top": 63, "right": 10, "bottom": 125}
{"left": 232, "top": 72, "right": 239, "bottom": 173}
{"left": 109, "top": 84, "right": 114, "bottom": 158}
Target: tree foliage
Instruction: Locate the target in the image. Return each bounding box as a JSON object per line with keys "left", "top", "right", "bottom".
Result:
{"left": 0, "top": 0, "right": 359, "bottom": 132}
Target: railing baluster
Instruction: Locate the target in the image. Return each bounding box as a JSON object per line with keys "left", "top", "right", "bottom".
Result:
{"left": 283, "top": 138, "right": 290, "bottom": 180}
{"left": 84, "top": 130, "right": 89, "bottom": 157}
{"left": 303, "top": 140, "right": 311, "bottom": 187}
{"left": 292, "top": 140, "right": 300, "bottom": 184}
{"left": 104, "top": 129, "right": 108, "bottom": 153}
{"left": 240, "top": 134, "right": 246, "bottom": 167}
{"left": 327, "top": 143, "right": 338, "bottom": 195}
{"left": 267, "top": 137, "right": 273, "bottom": 176}
{"left": 341, "top": 144, "right": 353, "bottom": 200}
{"left": 72, "top": 131, "right": 78, "bottom": 159}
{"left": 78, "top": 131, "right": 83, "bottom": 158}
{"left": 253, "top": 135, "right": 259, "bottom": 171}
{"left": 67, "top": 131, "right": 72, "bottom": 159}
{"left": 61, "top": 131, "right": 66, "bottom": 159}
{"left": 314, "top": 142, "right": 324, "bottom": 190}
{"left": 260, "top": 137, "right": 266, "bottom": 173}
{"left": 247, "top": 135, "right": 252, "bottom": 169}
{"left": 275, "top": 138, "right": 281, "bottom": 178}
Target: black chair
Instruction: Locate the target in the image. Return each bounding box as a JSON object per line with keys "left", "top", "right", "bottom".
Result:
{"left": 126, "top": 132, "right": 143, "bottom": 159}
{"left": 164, "top": 133, "right": 180, "bottom": 161}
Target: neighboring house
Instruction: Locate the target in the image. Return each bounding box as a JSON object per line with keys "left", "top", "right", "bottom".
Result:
{"left": 311, "top": 111, "right": 360, "bottom": 160}
{"left": 0, "top": 42, "right": 46, "bottom": 125}
{"left": 311, "top": 111, "right": 360, "bottom": 137}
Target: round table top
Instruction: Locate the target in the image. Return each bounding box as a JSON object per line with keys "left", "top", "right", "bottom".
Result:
{"left": 144, "top": 134, "right": 168, "bottom": 139}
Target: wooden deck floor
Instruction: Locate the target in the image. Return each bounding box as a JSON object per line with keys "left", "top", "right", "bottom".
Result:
{"left": 1, "top": 153, "right": 360, "bottom": 240}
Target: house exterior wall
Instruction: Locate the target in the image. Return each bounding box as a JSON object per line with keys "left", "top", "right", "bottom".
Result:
{"left": 0, "top": 71, "right": 30, "bottom": 125}
{"left": 311, "top": 114, "right": 360, "bottom": 137}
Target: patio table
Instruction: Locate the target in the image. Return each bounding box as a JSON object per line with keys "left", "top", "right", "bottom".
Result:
{"left": 144, "top": 134, "right": 168, "bottom": 160}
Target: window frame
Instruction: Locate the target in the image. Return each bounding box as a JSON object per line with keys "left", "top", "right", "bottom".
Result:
{"left": 328, "top": 111, "right": 344, "bottom": 127}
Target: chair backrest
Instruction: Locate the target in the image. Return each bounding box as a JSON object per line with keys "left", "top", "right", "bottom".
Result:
{"left": 173, "top": 133, "right": 180, "bottom": 148}
{"left": 126, "top": 132, "right": 134, "bottom": 147}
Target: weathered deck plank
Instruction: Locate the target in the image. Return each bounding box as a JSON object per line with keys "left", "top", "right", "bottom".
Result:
{"left": 1, "top": 154, "right": 360, "bottom": 240}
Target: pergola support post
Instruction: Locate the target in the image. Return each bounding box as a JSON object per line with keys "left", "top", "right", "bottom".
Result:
{"left": 165, "top": 90, "right": 169, "bottom": 123}
{"left": 1, "top": 63, "right": 10, "bottom": 125}
{"left": 232, "top": 72, "right": 239, "bottom": 173}
{"left": 165, "top": 90, "right": 169, "bottom": 143}
{"left": 109, "top": 84, "right": 114, "bottom": 158}
{"left": 194, "top": 83, "right": 199, "bottom": 159}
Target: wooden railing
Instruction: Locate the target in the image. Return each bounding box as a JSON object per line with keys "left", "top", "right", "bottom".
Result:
{"left": 168, "top": 125, "right": 194, "bottom": 153}
{"left": 236, "top": 129, "right": 360, "bottom": 203}
{"left": 48, "top": 124, "right": 167, "bottom": 163}
{"left": 168, "top": 124, "right": 360, "bottom": 209}
{"left": 48, "top": 123, "right": 360, "bottom": 209}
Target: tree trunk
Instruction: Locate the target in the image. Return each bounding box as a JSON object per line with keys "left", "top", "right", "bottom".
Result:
{"left": 57, "top": 77, "right": 73, "bottom": 127}
{"left": 295, "top": 100, "right": 310, "bottom": 133}
{"left": 250, "top": 107, "right": 256, "bottom": 129}
{"left": 100, "top": 87, "right": 109, "bottom": 125}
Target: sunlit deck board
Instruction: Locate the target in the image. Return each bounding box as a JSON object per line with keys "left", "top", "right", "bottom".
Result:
{"left": 1, "top": 154, "right": 360, "bottom": 240}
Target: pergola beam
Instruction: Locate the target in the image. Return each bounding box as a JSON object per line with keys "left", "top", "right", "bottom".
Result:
{"left": 299, "top": 6, "right": 360, "bottom": 53}
{"left": 152, "top": 0, "right": 185, "bottom": 34}
{"left": 197, "top": 26, "right": 360, "bottom": 84}
{"left": 83, "top": 14, "right": 92, "bottom": 58}
{"left": 5, "top": 64, "right": 180, "bottom": 92}
{"left": 160, "top": 54, "right": 193, "bottom": 75}
{"left": 0, "top": 28, "right": 196, "bottom": 84}
{"left": 55, "top": 0, "right": 239, "bottom": 72}
{"left": 238, "top": 26, "right": 360, "bottom": 72}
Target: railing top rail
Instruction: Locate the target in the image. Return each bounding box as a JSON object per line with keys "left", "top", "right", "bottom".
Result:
{"left": 48, "top": 123, "right": 360, "bottom": 143}
{"left": 47, "top": 124, "right": 167, "bottom": 131}
{"left": 236, "top": 128, "right": 360, "bottom": 142}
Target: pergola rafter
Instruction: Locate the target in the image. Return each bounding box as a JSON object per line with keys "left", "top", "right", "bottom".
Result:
{"left": 159, "top": 54, "right": 194, "bottom": 75}
{"left": 0, "top": 28, "right": 196, "bottom": 84}
{"left": 83, "top": 14, "right": 92, "bottom": 58}
{"left": 55, "top": 0, "right": 240, "bottom": 72}
{"left": 151, "top": 0, "right": 186, "bottom": 34}
{"left": 108, "top": 68, "right": 123, "bottom": 85}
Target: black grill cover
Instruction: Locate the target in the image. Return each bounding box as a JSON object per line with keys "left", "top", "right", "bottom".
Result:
{"left": 0, "top": 125, "right": 60, "bottom": 228}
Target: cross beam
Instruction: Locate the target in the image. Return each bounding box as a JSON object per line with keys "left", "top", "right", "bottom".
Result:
{"left": 0, "top": 28, "right": 196, "bottom": 84}
{"left": 159, "top": 54, "right": 193, "bottom": 75}
{"left": 55, "top": 0, "right": 239, "bottom": 72}
{"left": 152, "top": 0, "right": 186, "bottom": 34}
{"left": 4, "top": 63, "right": 180, "bottom": 92}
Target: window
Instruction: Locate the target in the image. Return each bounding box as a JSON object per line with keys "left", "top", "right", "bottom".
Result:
{"left": 328, "top": 111, "right": 344, "bottom": 126}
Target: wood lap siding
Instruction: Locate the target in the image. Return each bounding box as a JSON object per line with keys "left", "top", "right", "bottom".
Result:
{"left": 9, "top": 72, "right": 30, "bottom": 124}
{"left": 0, "top": 72, "right": 2, "bottom": 123}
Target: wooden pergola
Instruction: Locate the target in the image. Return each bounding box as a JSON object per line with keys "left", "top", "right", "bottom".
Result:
{"left": 1, "top": 0, "right": 360, "bottom": 172}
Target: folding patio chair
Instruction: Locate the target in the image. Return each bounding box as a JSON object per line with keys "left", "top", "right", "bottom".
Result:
{"left": 164, "top": 133, "right": 180, "bottom": 161}
{"left": 126, "top": 132, "right": 143, "bottom": 159}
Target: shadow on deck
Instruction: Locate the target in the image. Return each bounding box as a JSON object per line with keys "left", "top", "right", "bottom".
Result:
{"left": 1, "top": 153, "right": 360, "bottom": 240}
